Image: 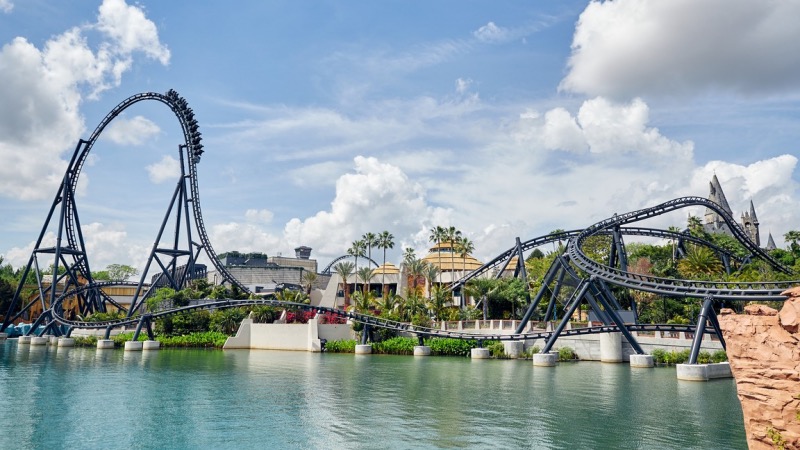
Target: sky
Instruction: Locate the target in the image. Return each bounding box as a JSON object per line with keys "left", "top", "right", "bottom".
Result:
{"left": 1, "top": 0, "right": 799, "bottom": 275}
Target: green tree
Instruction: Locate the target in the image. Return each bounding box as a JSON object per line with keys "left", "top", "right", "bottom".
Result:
{"left": 105, "top": 264, "right": 139, "bottom": 281}
{"left": 677, "top": 245, "right": 724, "bottom": 279}
{"left": 362, "top": 232, "right": 378, "bottom": 268}
{"left": 421, "top": 261, "right": 440, "bottom": 301}
{"left": 377, "top": 230, "right": 395, "bottom": 297}
{"left": 444, "top": 226, "right": 462, "bottom": 284}
{"left": 454, "top": 236, "right": 475, "bottom": 280}
{"left": 784, "top": 230, "right": 800, "bottom": 256}
{"left": 347, "top": 239, "right": 366, "bottom": 289}
{"left": 356, "top": 266, "right": 374, "bottom": 295}
{"left": 301, "top": 271, "right": 318, "bottom": 295}
{"left": 349, "top": 290, "right": 375, "bottom": 314}
{"left": 333, "top": 261, "right": 355, "bottom": 309}
{"left": 465, "top": 278, "right": 499, "bottom": 320}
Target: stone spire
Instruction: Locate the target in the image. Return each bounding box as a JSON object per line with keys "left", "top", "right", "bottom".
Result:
{"left": 741, "top": 199, "right": 761, "bottom": 246}
{"left": 766, "top": 232, "right": 777, "bottom": 251}
{"left": 704, "top": 174, "right": 734, "bottom": 233}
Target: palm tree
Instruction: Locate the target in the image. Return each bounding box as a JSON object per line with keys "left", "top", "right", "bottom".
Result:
{"left": 422, "top": 262, "right": 440, "bottom": 301}
{"left": 465, "top": 278, "right": 500, "bottom": 320}
{"left": 455, "top": 236, "right": 474, "bottom": 279}
{"left": 404, "top": 258, "right": 427, "bottom": 297}
{"left": 357, "top": 266, "right": 374, "bottom": 295}
{"left": 402, "top": 247, "right": 416, "bottom": 266}
{"left": 687, "top": 215, "right": 704, "bottom": 237}
{"left": 677, "top": 245, "right": 723, "bottom": 279}
{"left": 784, "top": 230, "right": 800, "bottom": 255}
{"left": 444, "top": 226, "right": 462, "bottom": 284}
{"left": 349, "top": 290, "right": 375, "bottom": 315}
{"left": 377, "top": 230, "right": 395, "bottom": 297}
{"left": 428, "top": 226, "right": 445, "bottom": 270}
{"left": 362, "top": 232, "right": 378, "bottom": 268}
{"left": 333, "top": 261, "right": 355, "bottom": 309}
{"left": 667, "top": 225, "right": 682, "bottom": 262}
{"left": 427, "top": 285, "right": 449, "bottom": 321}
{"left": 348, "top": 239, "right": 366, "bottom": 291}
{"left": 301, "top": 271, "right": 318, "bottom": 295}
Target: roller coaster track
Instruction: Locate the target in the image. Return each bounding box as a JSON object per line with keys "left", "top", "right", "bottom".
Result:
{"left": 452, "top": 225, "right": 754, "bottom": 290}
{"left": 64, "top": 91, "right": 246, "bottom": 294}
{"left": 320, "top": 255, "right": 380, "bottom": 275}
{"left": 567, "top": 197, "right": 794, "bottom": 301}
{"left": 47, "top": 283, "right": 715, "bottom": 342}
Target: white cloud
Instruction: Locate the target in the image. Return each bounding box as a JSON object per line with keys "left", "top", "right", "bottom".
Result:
{"left": 210, "top": 222, "right": 283, "bottom": 255}
{"left": 146, "top": 155, "right": 180, "bottom": 183}
{"left": 455, "top": 77, "right": 472, "bottom": 95}
{"left": 283, "top": 156, "right": 449, "bottom": 259}
{"left": 0, "top": 0, "right": 169, "bottom": 200}
{"left": 96, "top": 0, "right": 170, "bottom": 65}
{"left": 0, "top": 0, "right": 12, "bottom": 14}
{"left": 561, "top": 0, "right": 800, "bottom": 98}
{"left": 473, "top": 22, "right": 510, "bottom": 43}
{"left": 103, "top": 115, "right": 160, "bottom": 145}
{"left": 245, "top": 209, "right": 274, "bottom": 224}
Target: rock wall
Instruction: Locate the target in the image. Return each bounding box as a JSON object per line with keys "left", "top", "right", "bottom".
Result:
{"left": 718, "top": 288, "right": 800, "bottom": 449}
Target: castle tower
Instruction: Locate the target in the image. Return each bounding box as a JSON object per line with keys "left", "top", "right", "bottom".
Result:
{"left": 704, "top": 174, "right": 734, "bottom": 234}
{"left": 765, "top": 232, "right": 777, "bottom": 251}
{"left": 741, "top": 200, "right": 760, "bottom": 247}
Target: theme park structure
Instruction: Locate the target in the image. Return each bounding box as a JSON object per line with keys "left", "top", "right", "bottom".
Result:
{"left": 1, "top": 90, "right": 796, "bottom": 365}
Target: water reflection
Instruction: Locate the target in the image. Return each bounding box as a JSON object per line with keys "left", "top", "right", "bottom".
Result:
{"left": 0, "top": 343, "right": 747, "bottom": 449}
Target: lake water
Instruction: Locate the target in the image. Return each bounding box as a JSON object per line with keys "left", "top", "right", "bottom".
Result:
{"left": 0, "top": 340, "right": 746, "bottom": 449}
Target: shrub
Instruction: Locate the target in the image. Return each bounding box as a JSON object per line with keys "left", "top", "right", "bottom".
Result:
{"left": 425, "top": 338, "right": 476, "bottom": 357}
{"left": 697, "top": 351, "right": 712, "bottom": 364}
{"left": 157, "top": 332, "right": 228, "bottom": 348}
{"left": 83, "top": 311, "right": 126, "bottom": 323}
{"left": 285, "top": 310, "right": 315, "bottom": 324}
{"left": 522, "top": 345, "right": 541, "bottom": 358}
{"left": 325, "top": 339, "right": 356, "bottom": 353}
{"left": 486, "top": 341, "right": 505, "bottom": 358}
{"left": 317, "top": 312, "right": 346, "bottom": 325}
{"left": 72, "top": 335, "right": 97, "bottom": 347}
{"left": 210, "top": 308, "right": 247, "bottom": 335}
{"left": 373, "top": 337, "right": 416, "bottom": 355}
{"left": 711, "top": 350, "right": 728, "bottom": 363}
{"left": 651, "top": 348, "right": 691, "bottom": 365}
{"left": 251, "top": 305, "right": 280, "bottom": 323}
{"left": 557, "top": 347, "right": 577, "bottom": 361}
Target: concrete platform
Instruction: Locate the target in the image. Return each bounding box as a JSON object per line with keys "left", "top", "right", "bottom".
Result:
{"left": 142, "top": 340, "right": 160, "bottom": 350}
{"left": 18, "top": 336, "right": 31, "bottom": 344}
{"left": 533, "top": 352, "right": 557, "bottom": 367}
{"left": 630, "top": 354, "right": 654, "bottom": 368}
{"left": 30, "top": 336, "right": 48, "bottom": 346}
{"left": 97, "top": 339, "right": 115, "bottom": 349}
{"left": 676, "top": 362, "right": 732, "bottom": 381}
{"left": 57, "top": 338, "right": 75, "bottom": 347}
{"left": 471, "top": 348, "right": 491, "bottom": 359}
{"left": 124, "top": 341, "right": 143, "bottom": 352}
{"left": 355, "top": 344, "right": 372, "bottom": 354}
{"left": 0, "top": 332, "right": 8, "bottom": 341}
{"left": 413, "top": 345, "right": 431, "bottom": 356}
{"left": 503, "top": 341, "right": 524, "bottom": 358}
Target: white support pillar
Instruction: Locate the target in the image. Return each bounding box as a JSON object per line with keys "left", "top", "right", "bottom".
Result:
{"left": 599, "top": 332, "right": 623, "bottom": 362}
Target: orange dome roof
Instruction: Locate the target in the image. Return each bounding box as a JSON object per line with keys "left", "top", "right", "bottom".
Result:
{"left": 421, "top": 243, "right": 483, "bottom": 272}
{"left": 373, "top": 262, "right": 400, "bottom": 275}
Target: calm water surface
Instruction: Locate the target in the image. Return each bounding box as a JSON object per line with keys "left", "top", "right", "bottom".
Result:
{"left": 0, "top": 340, "right": 746, "bottom": 449}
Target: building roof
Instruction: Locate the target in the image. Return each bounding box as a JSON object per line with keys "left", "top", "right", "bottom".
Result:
{"left": 421, "top": 242, "right": 483, "bottom": 272}
{"left": 373, "top": 262, "right": 400, "bottom": 275}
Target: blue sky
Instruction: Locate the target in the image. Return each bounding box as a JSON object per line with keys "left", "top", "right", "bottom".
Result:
{"left": 1, "top": 0, "right": 799, "bottom": 274}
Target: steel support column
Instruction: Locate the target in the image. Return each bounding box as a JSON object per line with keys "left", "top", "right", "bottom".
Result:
{"left": 688, "top": 296, "right": 714, "bottom": 364}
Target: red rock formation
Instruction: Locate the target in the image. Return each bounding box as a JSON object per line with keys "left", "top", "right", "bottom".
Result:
{"left": 718, "top": 291, "right": 800, "bottom": 450}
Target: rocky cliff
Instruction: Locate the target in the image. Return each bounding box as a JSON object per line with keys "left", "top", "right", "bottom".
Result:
{"left": 718, "top": 288, "right": 800, "bottom": 449}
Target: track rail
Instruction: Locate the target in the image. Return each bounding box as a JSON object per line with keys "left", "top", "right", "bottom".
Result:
{"left": 63, "top": 90, "right": 246, "bottom": 293}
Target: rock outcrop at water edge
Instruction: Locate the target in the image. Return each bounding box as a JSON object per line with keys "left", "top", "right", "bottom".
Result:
{"left": 718, "top": 289, "right": 800, "bottom": 450}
